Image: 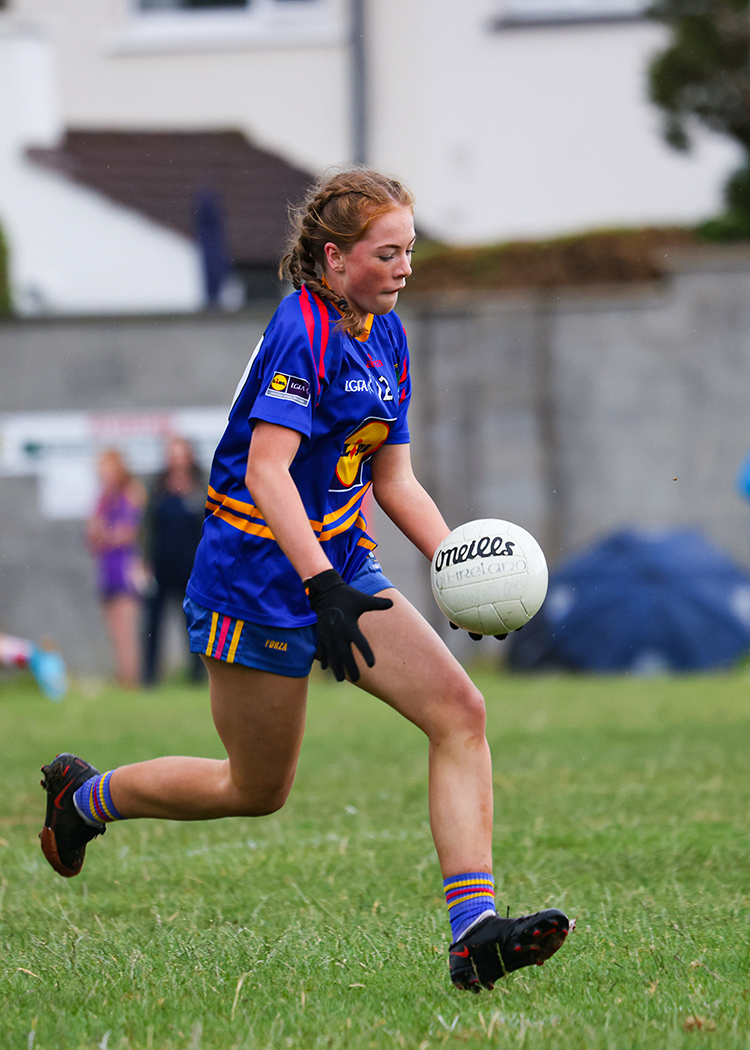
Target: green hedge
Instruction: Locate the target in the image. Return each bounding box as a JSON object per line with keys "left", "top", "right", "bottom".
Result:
{"left": 0, "top": 218, "right": 10, "bottom": 315}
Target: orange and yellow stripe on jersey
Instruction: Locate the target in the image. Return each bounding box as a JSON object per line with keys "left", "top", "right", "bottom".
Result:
{"left": 205, "top": 481, "right": 376, "bottom": 549}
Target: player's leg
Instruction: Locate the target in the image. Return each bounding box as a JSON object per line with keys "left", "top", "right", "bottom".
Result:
{"left": 353, "top": 590, "right": 571, "bottom": 989}
{"left": 39, "top": 661, "right": 309, "bottom": 877}
{"left": 353, "top": 589, "right": 492, "bottom": 878}
{"left": 109, "top": 658, "right": 308, "bottom": 819}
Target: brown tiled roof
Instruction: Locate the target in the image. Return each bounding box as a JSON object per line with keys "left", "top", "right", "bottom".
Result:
{"left": 27, "top": 129, "right": 315, "bottom": 265}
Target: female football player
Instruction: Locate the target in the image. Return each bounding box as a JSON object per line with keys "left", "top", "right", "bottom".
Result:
{"left": 40, "top": 168, "right": 570, "bottom": 991}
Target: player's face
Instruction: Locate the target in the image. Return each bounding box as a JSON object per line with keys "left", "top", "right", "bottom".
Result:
{"left": 325, "top": 205, "right": 415, "bottom": 318}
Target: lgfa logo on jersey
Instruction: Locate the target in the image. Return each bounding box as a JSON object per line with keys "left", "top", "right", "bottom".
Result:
{"left": 266, "top": 372, "right": 311, "bottom": 407}
{"left": 344, "top": 375, "right": 393, "bottom": 401}
{"left": 345, "top": 378, "right": 375, "bottom": 394}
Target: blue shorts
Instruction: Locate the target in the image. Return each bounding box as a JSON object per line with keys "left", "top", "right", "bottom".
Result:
{"left": 183, "top": 552, "right": 394, "bottom": 678}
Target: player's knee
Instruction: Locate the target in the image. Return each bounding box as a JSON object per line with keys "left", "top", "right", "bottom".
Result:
{"left": 229, "top": 771, "right": 295, "bottom": 816}
{"left": 244, "top": 793, "right": 287, "bottom": 817}
{"left": 457, "top": 682, "right": 487, "bottom": 737}
{"left": 437, "top": 678, "right": 487, "bottom": 740}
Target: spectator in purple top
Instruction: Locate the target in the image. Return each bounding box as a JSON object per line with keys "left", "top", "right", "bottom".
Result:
{"left": 86, "top": 448, "right": 146, "bottom": 689}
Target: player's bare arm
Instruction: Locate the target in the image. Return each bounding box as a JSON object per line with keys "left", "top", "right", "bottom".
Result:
{"left": 245, "top": 420, "right": 332, "bottom": 581}
{"left": 371, "top": 442, "right": 451, "bottom": 560}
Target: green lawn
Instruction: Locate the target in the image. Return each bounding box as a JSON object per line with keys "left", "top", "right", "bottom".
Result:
{"left": 2, "top": 666, "right": 750, "bottom": 1049}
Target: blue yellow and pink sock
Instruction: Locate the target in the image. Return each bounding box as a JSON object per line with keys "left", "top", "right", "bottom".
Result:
{"left": 444, "top": 872, "right": 496, "bottom": 941}
{"left": 73, "top": 771, "right": 127, "bottom": 827}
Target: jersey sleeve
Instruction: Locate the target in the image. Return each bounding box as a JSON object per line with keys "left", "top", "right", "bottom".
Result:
{"left": 231, "top": 287, "right": 336, "bottom": 438}
{"left": 227, "top": 287, "right": 334, "bottom": 438}
{"left": 385, "top": 316, "right": 412, "bottom": 445}
{"left": 247, "top": 300, "right": 323, "bottom": 438}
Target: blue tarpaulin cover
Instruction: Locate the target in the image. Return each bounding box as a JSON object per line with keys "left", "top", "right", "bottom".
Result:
{"left": 507, "top": 529, "right": 750, "bottom": 673}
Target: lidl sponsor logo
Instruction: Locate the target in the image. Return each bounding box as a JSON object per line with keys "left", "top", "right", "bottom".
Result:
{"left": 266, "top": 373, "right": 311, "bottom": 407}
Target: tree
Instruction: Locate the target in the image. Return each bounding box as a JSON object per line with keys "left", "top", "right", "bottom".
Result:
{"left": 648, "top": 0, "right": 750, "bottom": 236}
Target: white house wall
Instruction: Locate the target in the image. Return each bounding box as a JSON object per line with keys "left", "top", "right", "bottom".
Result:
{"left": 8, "top": 0, "right": 745, "bottom": 248}
{"left": 0, "top": 21, "right": 203, "bottom": 314}
{"left": 4, "top": 159, "right": 204, "bottom": 315}
{"left": 370, "top": 0, "right": 742, "bottom": 243}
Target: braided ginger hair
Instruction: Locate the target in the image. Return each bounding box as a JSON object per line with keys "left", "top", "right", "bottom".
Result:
{"left": 280, "top": 168, "right": 415, "bottom": 338}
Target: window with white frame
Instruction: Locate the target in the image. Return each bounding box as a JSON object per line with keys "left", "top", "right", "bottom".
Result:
{"left": 113, "top": 0, "right": 341, "bottom": 53}
{"left": 138, "top": 0, "right": 318, "bottom": 9}
{"left": 495, "top": 0, "right": 649, "bottom": 26}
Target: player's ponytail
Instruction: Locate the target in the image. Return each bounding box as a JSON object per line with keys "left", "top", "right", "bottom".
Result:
{"left": 280, "top": 168, "right": 414, "bottom": 338}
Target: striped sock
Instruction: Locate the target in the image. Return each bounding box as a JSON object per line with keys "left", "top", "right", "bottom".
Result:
{"left": 73, "top": 770, "right": 127, "bottom": 827}
{"left": 444, "top": 871, "right": 496, "bottom": 941}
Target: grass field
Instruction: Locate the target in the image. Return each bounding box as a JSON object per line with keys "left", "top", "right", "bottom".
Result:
{"left": 2, "top": 665, "right": 750, "bottom": 1049}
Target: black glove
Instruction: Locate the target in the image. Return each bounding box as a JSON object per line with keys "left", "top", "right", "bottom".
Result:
{"left": 305, "top": 569, "right": 393, "bottom": 682}
{"left": 449, "top": 622, "right": 510, "bottom": 642}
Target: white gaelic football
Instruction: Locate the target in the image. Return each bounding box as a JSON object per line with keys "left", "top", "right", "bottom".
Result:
{"left": 431, "top": 519, "right": 548, "bottom": 635}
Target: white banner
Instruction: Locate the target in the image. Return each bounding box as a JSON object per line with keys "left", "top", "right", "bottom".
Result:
{"left": 0, "top": 407, "right": 228, "bottom": 520}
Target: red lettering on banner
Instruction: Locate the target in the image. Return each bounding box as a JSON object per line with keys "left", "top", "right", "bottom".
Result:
{"left": 88, "top": 413, "right": 174, "bottom": 438}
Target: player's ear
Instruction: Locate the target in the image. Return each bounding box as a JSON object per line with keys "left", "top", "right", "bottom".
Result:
{"left": 323, "top": 241, "right": 345, "bottom": 272}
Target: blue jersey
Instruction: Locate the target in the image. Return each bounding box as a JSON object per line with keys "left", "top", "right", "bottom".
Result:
{"left": 186, "top": 287, "right": 412, "bottom": 627}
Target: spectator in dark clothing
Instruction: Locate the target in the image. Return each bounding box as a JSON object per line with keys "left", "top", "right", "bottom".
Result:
{"left": 142, "top": 436, "right": 206, "bottom": 685}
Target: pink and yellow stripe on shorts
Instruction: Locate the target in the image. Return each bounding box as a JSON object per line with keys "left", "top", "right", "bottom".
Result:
{"left": 205, "top": 611, "right": 245, "bottom": 663}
